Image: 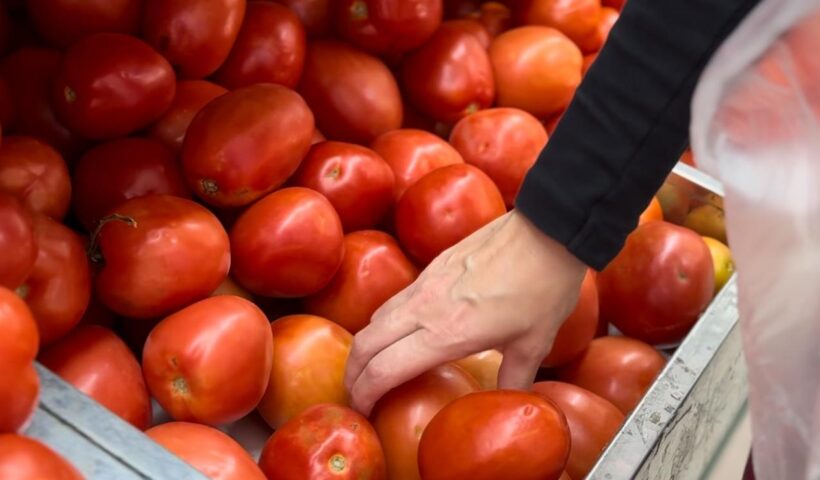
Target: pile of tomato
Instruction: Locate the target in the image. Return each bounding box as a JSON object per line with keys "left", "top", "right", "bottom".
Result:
{"left": 0, "top": 0, "right": 734, "bottom": 479}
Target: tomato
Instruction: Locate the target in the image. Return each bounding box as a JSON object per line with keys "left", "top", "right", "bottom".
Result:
{"left": 336, "top": 0, "right": 443, "bottom": 56}
{"left": 542, "top": 269, "right": 598, "bottom": 368}
{"left": 20, "top": 214, "right": 90, "bottom": 346}
{"left": 517, "top": 0, "right": 601, "bottom": 45}
{"left": 230, "top": 188, "right": 344, "bottom": 297}
{"left": 304, "top": 231, "right": 419, "bottom": 334}
{"left": 702, "top": 237, "right": 733, "bottom": 295}
{"left": 532, "top": 381, "right": 624, "bottom": 479}
{"left": 402, "top": 28, "right": 494, "bottom": 123}
{"left": 181, "top": 84, "right": 314, "bottom": 208}
{"left": 143, "top": 296, "right": 273, "bottom": 425}
{"left": 93, "top": 195, "right": 230, "bottom": 319}
{"left": 371, "top": 129, "right": 464, "bottom": 201}
{"left": 299, "top": 41, "right": 403, "bottom": 144}
{"left": 598, "top": 221, "right": 714, "bottom": 345}
{"left": 575, "top": 6, "right": 619, "bottom": 54}
{"left": 210, "top": 276, "right": 254, "bottom": 301}
{"left": 0, "top": 136, "right": 71, "bottom": 220}
{"left": 26, "top": 0, "right": 141, "bottom": 49}
{"left": 312, "top": 129, "right": 326, "bottom": 144}
{"left": 147, "top": 80, "right": 228, "bottom": 153}
{"left": 453, "top": 349, "right": 502, "bottom": 390}
{"left": 489, "top": 26, "right": 582, "bottom": 118}
{"left": 0, "top": 48, "right": 87, "bottom": 160}
{"left": 51, "top": 33, "right": 176, "bottom": 140}
{"left": 275, "top": 0, "right": 332, "bottom": 37}
{"left": 638, "top": 196, "right": 663, "bottom": 226}
{"left": 0, "top": 195, "right": 37, "bottom": 289}
{"left": 0, "top": 364, "right": 38, "bottom": 434}
{"left": 142, "top": 0, "right": 246, "bottom": 79}
{"left": 602, "top": 0, "right": 625, "bottom": 11}
{"left": 371, "top": 364, "right": 479, "bottom": 480}
{"left": 258, "top": 315, "right": 352, "bottom": 429}
{"left": 292, "top": 142, "right": 395, "bottom": 231}
{"left": 468, "top": 1, "right": 511, "bottom": 37}
{"left": 38, "top": 325, "right": 151, "bottom": 430}
{"left": 146, "top": 422, "right": 265, "bottom": 480}
{"left": 582, "top": 53, "right": 597, "bottom": 75}
{"left": 395, "top": 163, "right": 505, "bottom": 265}
{"left": 0, "top": 287, "right": 39, "bottom": 368}
{"left": 557, "top": 336, "right": 666, "bottom": 414}
{"left": 0, "top": 434, "right": 83, "bottom": 479}
{"left": 72, "top": 138, "right": 190, "bottom": 231}
{"left": 656, "top": 174, "right": 693, "bottom": 225}
{"left": 215, "top": 2, "right": 306, "bottom": 89}
{"left": 684, "top": 204, "right": 727, "bottom": 244}
{"left": 440, "top": 19, "right": 492, "bottom": 48}
{"left": 418, "top": 390, "right": 570, "bottom": 480}
{"left": 260, "top": 404, "right": 386, "bottom": 480}
{"left": 449, "top": 107, "right": 548, "bottom": 206}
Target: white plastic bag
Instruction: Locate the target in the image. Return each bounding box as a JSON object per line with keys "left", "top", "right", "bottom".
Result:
{"left": 691, "top": 1, "right": 820, "bottom": 478}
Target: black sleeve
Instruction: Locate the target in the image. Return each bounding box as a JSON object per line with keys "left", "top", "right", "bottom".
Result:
{"left": 514, "top": 0, "right": 760, "bottom": 270}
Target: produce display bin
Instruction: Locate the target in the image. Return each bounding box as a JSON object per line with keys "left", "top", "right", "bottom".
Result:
{"left": 21, "top": 161, "right": 747, "bottom": 480}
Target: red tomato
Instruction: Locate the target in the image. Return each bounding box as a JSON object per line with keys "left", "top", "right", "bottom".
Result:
{"left": 275, "top": 0, "right": 332, "bottom": 37}
{"left": 230, "top": 188, "right": 344, "bottom": 297}
{"left": 454, "top": 350, "right": 503, "bottom": 391}
{"left": 0, "top": 195, "right": 37, "bottom": 289}
{"left": 292, "top": 142, "right": 395, "bottom": 231}
{"left": 371, "top": 129, "right": 464, "bottom": 201}
{"left": 258, "top": 315, "right": 352, "bottom": 429}
{"left": 449, "top": 107, "right": 548, "bottom": 206}
{"left": 542, "top": 269, "right": 598, "bottom": 368}
{"left": 371, "top": 364, "right": 479, "bottom": 480}
{"left": 0, "top": 364, "right": 39, "bottom": 434}
{"left": 598, "top": 221, "right": 715, "bottom": 345}
{"left": 0, "top": 434, "right": 83, "bottom": 479}
{"left": 0, "top": 287, "right": 39, "bottom": 369}
{"left": 489, "top": 26, "right": 582, "bottom": 118}
{"left": 517, "top": 0, "right": 601, "bottom": 45}
{"left": 304, "top": 231, "right": 419, "bottom": 334}
{"left": 147, "top": 80, "right": 228, "bottom": 153}
{"left": 143, "top": 296, "right": 273, "bottom": 425}
{"left": 38, "top": 325, "right": 151, "bottom": 430}
{"left": 557, "top": 336, "right": 666, "bottom": 414}
{"left": 402, "top": 28, "right": 494, "bottom": 123}
{"left": 575, "top": 7, "right": 619, "bottom": 54}
{"left": 93, "top": 195, "right": 230, "bottom": 319}
{"left": 582, "top": 53, "right": 597, "bottom": 74}
{"left": 20, "top": 214, "right": 90, "bottom": 346}
{"left": 215, "top": 2, "right": 306, "bottom": 89}
{"left": 51, "top": 33, "right": 176, "bottom": 140}
{"left": 72, "top": 138, "right": 190, "bottom": 231}
{"left": 0, "top": 48, "right": 87, "bottom": 160}
{"left": 260, "top": 404, "right": 386, "bottom": 480}
{"left": 468, "top": 1, "right": 511, "bottom": 37}
{"left": 26, "top": 0, "right": 141, "bottom": 49}
{"left": 533, "top": 381, "right": 624, "bottom": 479}
{"left": 395, "top": 163, "right": 505, "bottom": 265}
{"left": 336, "top": 0, "right": 443, "bottom": 55}
{"left": 0, "top": 136, "right": 71, "bottom": 220}
{"left": 418, "top": 390, "right": 570, "bottom": 480}
{"left": 638, "top": 196, "right": 663, "bottom": 226}
{"left": 142, "top": 0, "right": 246, "bottom": 79}
{"left": 440, "top": 19, "right": 492, "bottom": 48}
{"left": 299, "top": 41, "right": 403, "bottom": 144}
{"left": 147, "top": 422, "right": 266, "bottom": 480}
{"left": 182, "top": 84, "right": 314, "bottom": 208}
{"left": 602, "top": 0, "right": 625, "bottom": 11}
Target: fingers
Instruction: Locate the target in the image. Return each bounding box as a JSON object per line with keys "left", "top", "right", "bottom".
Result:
{"left": 348, "top": 328, "right": 472, "bottom": 416}
{"left": 496, "top": 338, "right": 548, "bottom": 392}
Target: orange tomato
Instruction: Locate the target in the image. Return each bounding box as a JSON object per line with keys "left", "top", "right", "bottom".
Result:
{"left": 542, "top": 269, "right": 599, "bottom": 367}
{"left": 638, "top": 196, "right": 664, "bottom": 226}
{"left": 0, "top": 434, "right": 83, "bottom": 479}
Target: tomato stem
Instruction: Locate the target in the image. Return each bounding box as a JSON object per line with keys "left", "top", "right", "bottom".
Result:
{"left": 64, "top": 86, "right": 77, "bottom": 104}
{"left": 328, "top": 454, "right": 347, "bottom": 472}
{"left": 87, "top": 213, "right": 138, "bottom": 265}
{"left": 349, "top": 0, "right": 368, "bottom": 20}
{"left": 200, "top": 178, "right": 219, "bottom": 195}
{"left": 14, "top": 284, "right": 29, "bottom": 300}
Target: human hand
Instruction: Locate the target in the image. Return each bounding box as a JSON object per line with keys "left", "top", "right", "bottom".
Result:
{"left": 344, "top": 210, "right": 588, "bottom": 415}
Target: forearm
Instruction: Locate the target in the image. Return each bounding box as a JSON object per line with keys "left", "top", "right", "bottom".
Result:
{"left": 515, "top": 0, "right": 760, "bottom": 270}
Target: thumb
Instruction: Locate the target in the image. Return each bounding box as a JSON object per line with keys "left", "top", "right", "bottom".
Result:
{"left": 496, "top": 339, "right": 547, "bottom": 391}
